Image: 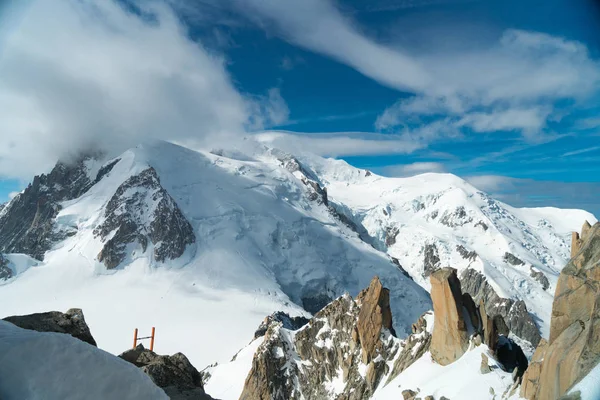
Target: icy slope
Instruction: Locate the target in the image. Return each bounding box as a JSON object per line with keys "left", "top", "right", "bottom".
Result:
{"left": 0, "top": 141, "right": 430, "bottom": 369}
{"left": 0, "top": 320, "right": 167, "bottom": 400}
{"left": 299, "top": 154, "right": 596, "bottom": 340}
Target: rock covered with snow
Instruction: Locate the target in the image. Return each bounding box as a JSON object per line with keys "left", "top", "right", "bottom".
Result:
{"left": 119, "top": 344, "right": 213, "bottom": 400}
{"left": 240, "top": 277, "right": 428, "bottom": 400}
{"left": 0, "top": 153, "right": 113, "bottom": 260}
{"left": 94, "top": 167, "right": 195, "bottom": 269}
{"left": 253, "top": 311, "right": 310, "bottom": 340}
{"left": 3, "top": 308, "right": 97, "bottom": 346}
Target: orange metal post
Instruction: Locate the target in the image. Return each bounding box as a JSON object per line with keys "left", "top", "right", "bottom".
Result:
{"left": 133, "top": 328, "right": 138, "bottom": 349}
{"left": 150, "top": 327, "right": 155, "bottom": 351}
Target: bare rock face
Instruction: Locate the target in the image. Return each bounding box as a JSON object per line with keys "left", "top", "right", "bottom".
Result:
{"left": 461, "top": 268, "right": 541, "bottom": 346}
{"left": 520, "top": 338, "right": 548, "bottom": 399}
{"left": 3, "top": 308, "right": 96, "bottom": 346}
{"left": 524, "top": 221, "right": 600, "bottom": 400}
{"left": 430, "top": 268, "right": 470, "bottom": 365}
{"left": 94, "top": 167, "right": 195, "bottom": 269}
{"left": 240, "top": 276, "right": 426, "bottom": 400}
{"left": 356, "top": 276, "right": 394, "bottom": 364}
{"left": 119, "top": 344, "right": 213, "bottom": 400}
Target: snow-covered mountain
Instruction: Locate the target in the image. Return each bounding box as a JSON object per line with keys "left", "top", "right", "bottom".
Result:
{"left": 0, "top": 140, "right": 596, "bottom": 398}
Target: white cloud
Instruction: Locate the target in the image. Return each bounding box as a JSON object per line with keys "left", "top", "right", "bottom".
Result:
{"left": 228, "top": 0, "right": 431, "bottom": 92}
{"left": 254, "top": 130, "right": 423, "bottom": 157}
{"left": 0, "top": 0, "right": 286, "bottom": 179}
{"left": 383, "top": 162, "right": 446, "bottom": 177}
{"left": 211, "top": 0, "right": 600, "bottom": 139}
{"left": 8, "top": 191, "right": 20, "bottom": 200}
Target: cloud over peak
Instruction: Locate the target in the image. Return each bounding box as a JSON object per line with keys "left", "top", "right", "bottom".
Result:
{"left": 0, "top": 0, "right": 286, "bottom": 179}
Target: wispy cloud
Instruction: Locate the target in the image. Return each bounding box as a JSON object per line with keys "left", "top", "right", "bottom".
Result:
{"left": 206, "top": 1, "right": 600, "bottom": 142}
{"left": 561, "top": 146, "right": 600, "bottom": 157}
{"left": 254, "top": 130, "right": 423, "bottom": 157}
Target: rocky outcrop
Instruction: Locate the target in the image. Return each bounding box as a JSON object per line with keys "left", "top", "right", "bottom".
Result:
{"left": 456, "top": 244, "right": 477, "bottom": 262}
{"left": 94, "top": 167, "right": 195, "bottom": 269}
{"left": 481, "top": 353, "right": 492, "bottom": 374}
{"left": 240, "top": 277, "right": 426, "bottom": 400}
{"left": 503, "top": 252, "right": 524, "bottom": 266}
{"left": 521, "top": 221, "right": 600, "bottom": 400}
{"left": 0, "top": 154, "right": 114, "bottom": 260}
{"left": 461, "top": 268, "right": 541, "bottom": 346}
{"left": 356, "top": 277, "right": 395, "bottom": 363}
{"left": 0, "top": 253, "right": 12, "bottom": 280}
{"left": 253, "top": 311, "right": 309, "bottom": 339}
{"left": 386, "top": 311, "right": 432, "bottom": 383}
{"left": 529, "top": 267, "right": 550, "bottom": 291}
{"left": 570, "top": 220, "right": 591, "bottom": 257}
{"left": 3, "top": 308, "right": 96, "bottom": 346}
{"left": 423, "top": 243, "right": 441, "bottom": 277}
{"left": 119, "top": 344, "right": 213, "bottom": 399}
{"left": 429, "top": 268, "right": 470, "bottom": 365}
{"left": 385, "top": 226, "right": 399, "bottom": 247}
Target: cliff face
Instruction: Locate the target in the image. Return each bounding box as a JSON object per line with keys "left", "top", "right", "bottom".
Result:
{"left": 521, "top": 221, "right": 600, "bottom": 400}
{"left": 429, "top": 268, "right": 470, "bottom": 365}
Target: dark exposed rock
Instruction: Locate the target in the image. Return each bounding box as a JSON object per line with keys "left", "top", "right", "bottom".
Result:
{"left": 462, "top": 293, "right": 480, "bottom": 331}
{"left": 119, "top": 344, "right": 213, "bottom": 400}
{"left": 385, "top": 226, "right": 400, "bottom": 247}
{"left": 3, "top": 308, "right": 97, "bottom": 346}
{"left": 301, "top": 293, "right": 333, "bottom": 314}
{"left": 495, "top": 336, "right": 528, "bottom": 380}
{"left": 529, "top": 267, "right": 550, "bottom": 290}
{"left": 440, "top": 206, "right": 473, "bottom": 227}
{"left": 402, "top": 389, "right": 418, "bottom": 400}
{"left": 423, "top": 244, "right": 440, "bottom": 277}
{"left": 475, "top": 220, "right": 489, "bottom": 231}
{"left": 0, "top": 253, "right": 12, "bottom": 280}
{"left": 0, "top": 154, "right": 114, "bottom": 260}
{"left": 391, "top": 257, "right": 411, "bottom": 279}
{"left": 456, "top": 244, "right": 477, "bottom": 262}
{"left": 503, "top": 252, "right": 525, "bottom": 266}
{"left": 460, "top": 268, "right": 541, "bottom": 346}
{"left": 253, "top": 312, "right": 309, "bottom": 339}
{"left": 94, "top": 167, "right": 195, "bottom": 269}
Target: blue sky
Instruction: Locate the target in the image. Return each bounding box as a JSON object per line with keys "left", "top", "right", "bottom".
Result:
{"left": 0, "top": 0, "right": 599, "bottom": 216}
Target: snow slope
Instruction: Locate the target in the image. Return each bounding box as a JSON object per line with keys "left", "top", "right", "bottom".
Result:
{"left": 0, "top": 320, "right": 166, "bottom": 400}
{"left": 299, "top": 154, "right": 596, "bottom": 339}
{"left": 0, "top": 141, "right": 430, "bottom": 369}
